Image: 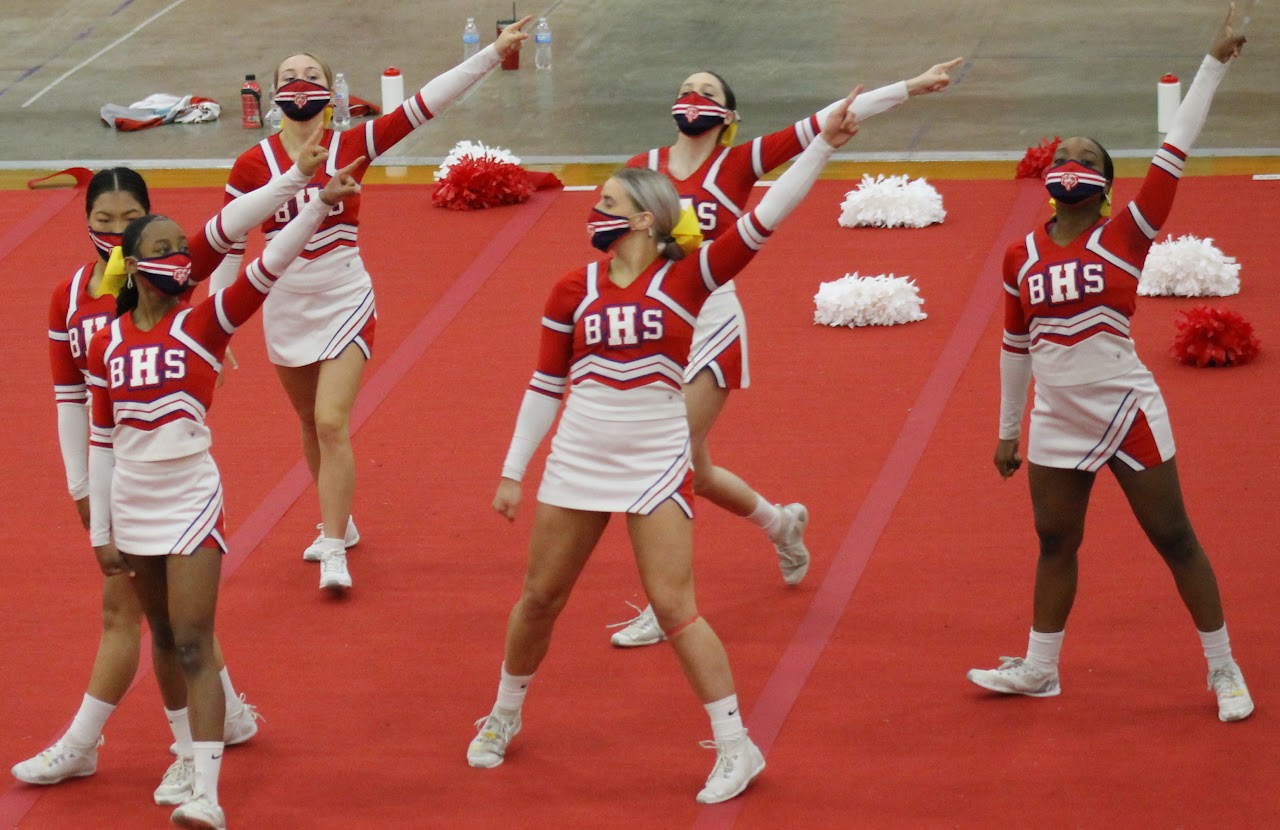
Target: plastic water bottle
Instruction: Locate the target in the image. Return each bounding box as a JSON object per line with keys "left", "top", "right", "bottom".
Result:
{"left": 534, "top": 17, "right": 552, "bottom": 71}
{"left": 240, "top": 74, "right": 262, "bottom": 128}
{"left": 332, "top": 73, "right": 350, "bottom": 129}
{"left": 264, "top": 102, "right": 283, "bottom": 132}
{"left": 463, "top": 17, "right": 481, "bottom": 60}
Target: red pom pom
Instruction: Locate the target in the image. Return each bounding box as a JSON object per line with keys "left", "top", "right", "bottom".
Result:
{"left": 1015, "top": 136, "right": 1062, "bottom": 180}
{"left": 431, "top": 155, "right": 536, "bottom": 211}
{"left": 1171, "top": 305, "right": 1261, "bottom": 367}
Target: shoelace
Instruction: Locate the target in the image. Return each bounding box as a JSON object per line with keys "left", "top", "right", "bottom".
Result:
{"left": 321, "top": 554, "right": 348, "bottom": 574}
{"left": 605, "top": 601, "right": 652, "bottom": 631}
{"left": 471, "top": 715, "right": 515, "bottom": 747}
{"left": 1208, "top": 665, "right": 1243, "bottom": 694}
{"left": 232, "top": 693, "right": 265, "bottom": 724}
{"left": 698, "top": 739, "right": 740, "bottom": 781}
{"left": 161, "top": 757, "right": 193, "bottom": 785}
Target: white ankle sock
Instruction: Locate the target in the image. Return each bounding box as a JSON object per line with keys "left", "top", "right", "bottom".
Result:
{"left": 1198, "top": 623, "right": 1234, "bottom": 671}
{"left": 747, "top": 497, "right": 781, "bottom": 537}
{"left": 704, "top": 694, "right": 746, "bottom": 745}
{"left": 495, "top": 664, "right": 534, "bottom": 716}
{"left": 1026, "top": 628, "right": 1064, "bottom": 673}
{"left": 191, "top": 741, "right": 224, "bottom": 802}
{"left": 64, "top": 694, "right": 115, "bottom": 749}
{"left": 166, "top": 707, "right": 193, "bottom": 759}
{"left": 219, "top": 667, "right": 238, "bottom": 710}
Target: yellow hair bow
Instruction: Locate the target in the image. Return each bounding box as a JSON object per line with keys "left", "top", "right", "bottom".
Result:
{"left": 671, "top": 204, "right": 704, "bottom": 254}
{"left": 99, "top": 246, "right": 128, "bottom": 298}
{"left": 717, "top": 118, "right": 739, "bottom": 148}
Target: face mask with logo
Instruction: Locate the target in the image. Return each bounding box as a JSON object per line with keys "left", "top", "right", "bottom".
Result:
{"left": 134, "top": 251, "right": 194, "bottom": 296}
{"left": 586, "top": 208, "right": 637, "bottom": 252}
{"left": 89, "top": 228, "right": 122, "bottom": 262}
{"left": 1044, "top": 159, "right": 1108, "bottom": 205}
{"left": 275, "top": 79, "right": 331, "bottom": 122}
{"left": 671, "top": 91, "right": 733, "bottom": 137}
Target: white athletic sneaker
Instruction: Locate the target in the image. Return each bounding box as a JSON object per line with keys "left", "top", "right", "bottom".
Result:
{"left": 467, "top": 711, "right": 521, "bottom": 769}
{"left": 319, "top": 549, "right": 352, "bottom": 591}
{"left": 11, "top": 737, "right": 100, "bottom": 785}
{"left": 695, "top": 734, "right": 766, "bottom": 804}
{"left": 169, "top": 693, "right": 263, "bottom": 755}
{"left": 153, "top": 755, "right": 194, "bottom": 806}
{"left": 772, "top": 503, "right": 810, "bottom": 585}
{"left": 967, "top": 656, "right": 1061, "bottom": 697}
{"left": 224, "top": 693, "right": 263, "bottom": 744}
{"left": 302, "top": 518, "right": 360, "bottom": 562}
{"left": 608, "top": 603, "right": 665, "bottom": 648}
{"left": 1209, "top": 661, "right": 1254, "bottom": 722}
{"left": 170, "top": 791, "right": 226, "bottom": 830}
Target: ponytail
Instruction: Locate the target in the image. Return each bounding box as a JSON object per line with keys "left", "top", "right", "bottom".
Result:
{"left": 115, "top": 277, "right": 139, "bottom": 318}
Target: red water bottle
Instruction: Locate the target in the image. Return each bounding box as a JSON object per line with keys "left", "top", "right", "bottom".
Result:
{"left": 241, "top": 74, "right": 262, "bottom": 129}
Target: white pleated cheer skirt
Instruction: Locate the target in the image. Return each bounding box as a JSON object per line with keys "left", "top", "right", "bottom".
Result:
{"left": 111, "top": 452, "right": 226, "bottom": 556}
{"left": 1028, "top": 366, "right": 1175, "bottom": 473}
{"left": 685, "top": 281, "right": 749, "bottom": 389}
{"left": 538, "top": 398, "right": 694, "bottom": 517}
{"left": 263, "top": 274, "right": 376, "bottom": 367}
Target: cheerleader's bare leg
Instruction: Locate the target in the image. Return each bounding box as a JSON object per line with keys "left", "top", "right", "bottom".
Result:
{"left": 1027, "top": 463, "right": 1095, "bottom": 633}
{"left": 503, "top": 504, "right": 610, "bottom": 674}
{"left": 628, "top": 500, "right": 765, "bottom": 802}
{"left": 685, "top": 370, "right": 810, "bottom": 585}
{"left": 85, "top": 573, "right": 144, "bottom": 705}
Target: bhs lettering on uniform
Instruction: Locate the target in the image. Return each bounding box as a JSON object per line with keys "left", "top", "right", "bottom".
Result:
{"left": 680, "top": 197, "right": 719, "bottom": 232}
{"left": 109, "top": 345, "right": 187, "bottom": 389}
{"left": 582, "top": 304, "right": 665, "bottom": 347}
{"left": 1025, "top": 261, "right": 1105, "bottom": 306}
{"left": 273, "top": 186, "right": 346, "bottom": 224}
{"left": 68, "top": 314, "right": 111, "bottom": 359}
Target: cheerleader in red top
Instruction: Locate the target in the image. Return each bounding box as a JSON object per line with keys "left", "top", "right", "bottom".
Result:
{"left": 208, "top": 19, "right": 531, "bottom": 591}
{"left": 12, "top": 150, "right": 326, "bottom": 788}
{"left": 466, "top": 92, "right": 863, "bottom": 804}
{"left": 967, "top": 4, "right": 1253, "bottom": 723}
{"left": 607, "top": 58, "right": 963, "bottom": 647}
{"left": 85, "top": 161, "right": 362, "bottom": 830}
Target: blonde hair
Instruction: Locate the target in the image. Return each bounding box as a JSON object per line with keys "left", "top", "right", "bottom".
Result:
{"left": 274, "top": 51, "right": 334, "bottom": 90}
{"left": 610, "top": 168, "right": 687, "bottom": 261}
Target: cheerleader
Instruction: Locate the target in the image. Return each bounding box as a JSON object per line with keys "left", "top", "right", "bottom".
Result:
{"left": 12, "top": 144, "right": 327, "bottom": 787}
{"left": 967, "top": 3, "right": 1253, "bottom": 723}
{"left": 208, "top": 18, "right": 531, "bottom": 591}
{"left": 467, "top": 92, "right": 863, "bottom": 804}
{"left": 610, "top": 58, "right": 963, "bottom": 647}
{"left": 86, "top": 158, "right": 362, "bottom": 829}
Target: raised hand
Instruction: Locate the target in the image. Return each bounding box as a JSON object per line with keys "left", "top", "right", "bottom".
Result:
{"left": 820, "top": 85, "right": 863, "bottom": 149}
{"left": 1210, "top": 2, "right": 1247, "bottom": 63}
{"left": 907, "top": 57, "right": 965, "bottom": 96}
{"left": 297, "top": 124, "right": 329, "bottom": 178}
{"left": 319, "top": 156, "right": 366, "bottom": 206}
{"left": 495, "top": 15, "right": 533, "bottom": 57}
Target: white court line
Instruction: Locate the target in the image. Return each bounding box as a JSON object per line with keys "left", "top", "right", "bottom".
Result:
{"left": 23, "top": 0, "right": 190, "bottom": 108}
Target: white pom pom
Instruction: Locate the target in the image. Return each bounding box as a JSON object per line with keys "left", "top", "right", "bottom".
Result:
{"left": 434, "top": 140, "right": 523, "bottom": 181}
{"left": 814, "top": 273, "right": 927, "bottom": 328}
{"left": 1138, "top": 234, "right": 1240, "bottom": 297}
{"left": 837, "top": 174, "right": 946, "bottom": 229}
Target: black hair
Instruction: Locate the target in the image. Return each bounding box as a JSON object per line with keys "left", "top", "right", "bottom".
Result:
{"left": 1086, "top": 137, "right": 1115, "bottom": 183}
{"left": 115, "top": 214, "right": 165, "bottom": 318}
{"left": 85, "top": 167, "right": 150, "bottom": 217}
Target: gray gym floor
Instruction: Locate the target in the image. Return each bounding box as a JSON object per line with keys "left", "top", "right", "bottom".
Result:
{"left": 1, "top": 0, "right": 1275, "bottom": 170}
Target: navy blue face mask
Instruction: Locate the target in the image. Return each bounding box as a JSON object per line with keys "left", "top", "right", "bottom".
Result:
{"left": 1044, "top": 160, "right": 1108, "bottom": 205}
{"left": 671, "top": 91, "right": 732, "bottom": 137}
{"left": 134, "top": 251, "right": 193, "bottom": 296}
{"left": 587, "top": 208, "right": 634, "bottom": 252}
{"left": 275, "top": 79, "right": 331, "bottom": 122}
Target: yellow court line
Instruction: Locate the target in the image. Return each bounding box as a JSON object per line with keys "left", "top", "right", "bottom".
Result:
{"left": 6, "top": 156, "right": 1278, "bottom": 192}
